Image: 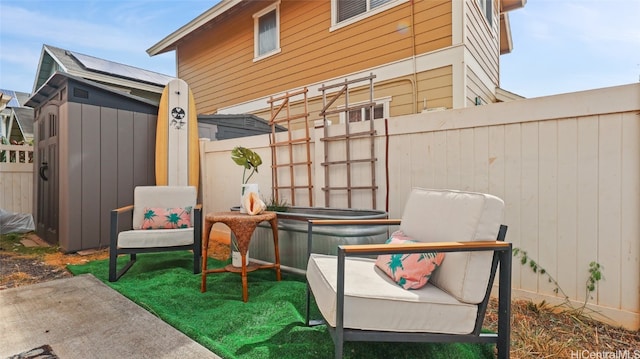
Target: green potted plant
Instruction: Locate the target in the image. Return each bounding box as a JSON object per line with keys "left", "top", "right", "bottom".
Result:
{"left": 231, "top": 146, "right": 262, "bottom": 188}
{"left": 230, "top": 146, "right": 263, "bottom": 266}
{"left": 231, "top": 146, "right": 262, "bottom": 211}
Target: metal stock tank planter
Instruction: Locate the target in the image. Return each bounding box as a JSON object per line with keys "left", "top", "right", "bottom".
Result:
{"left": 246, "top": 206, "right": 389, "bottom": 273}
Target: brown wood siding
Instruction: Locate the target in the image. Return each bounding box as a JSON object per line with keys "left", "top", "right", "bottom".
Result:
{"left": 176, "top": 0, "right": 454, "bottom": 115}
{"left": 250, "top": 66, "right": 452, "bottom": 130}
{"left": 412, "top": 1, "right": 452, "bottom": 55}
{"left": 416, "top": 65, "right": 453, "bottom": 110}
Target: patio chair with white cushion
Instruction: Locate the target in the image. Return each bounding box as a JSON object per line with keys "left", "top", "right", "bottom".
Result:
{"left": 109, "top": 185, "right": 202, "bottom": 282}
{"left": 305, "top": 188, "right": 512, "bottom": 358}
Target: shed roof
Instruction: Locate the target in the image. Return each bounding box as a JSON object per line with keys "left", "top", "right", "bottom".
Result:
{"left": 34, "top": 44, "right": 174, "bottom": 95}
{"left": 26, "top": 72, "right": 158, "bottom": 112}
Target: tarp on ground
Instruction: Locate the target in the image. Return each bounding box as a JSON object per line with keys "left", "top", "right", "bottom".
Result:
{"left": 0, "top": 209, "right": 35, "bottom": 234}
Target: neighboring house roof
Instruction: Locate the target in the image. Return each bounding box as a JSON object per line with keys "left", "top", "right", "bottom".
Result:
{"left": 495, "top": 87, "right": 525, "bottom": 102}
{"left": 1, "top": 89, "right": 21, "bottom": 108}
{"left": 33, "top": 44, "right": 174, "bottom": 96}
{"left": 0, "top": 89, "right": 34, "bottom": 143}
{"left": 198, "top": 113, "right": 286, "bottom": 141}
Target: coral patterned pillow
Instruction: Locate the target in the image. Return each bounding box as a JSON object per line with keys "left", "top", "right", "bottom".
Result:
{"left": 140, "top": 207, "right": 192, "bottom": 229}
{"left": 375, "top": 231, "right": 445, "bottom": 290}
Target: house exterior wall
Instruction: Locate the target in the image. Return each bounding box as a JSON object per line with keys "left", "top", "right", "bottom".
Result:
{"left": 200, "top": 83, "right": 640, "bottom": 330}
{"left": 462, "top": 0, "right": 500, "bottom": 105}
{"left": 177, "top": 0, "right": 460, "bottom": 120}
{"left": 250, "top": 66, "right": 453, "bottom": 130}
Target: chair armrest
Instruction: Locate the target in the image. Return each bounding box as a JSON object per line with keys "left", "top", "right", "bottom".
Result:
{"left": 110, "top": 205, "right": 134, "bottom": 251}
{"left": 193, "top": 204, "right": 202, "bottom": 226}
{"left": 339, "top": 240, "right": 511, "bottom": 257}
{"left": 331, "top": 240, "right": 512, "bottom": 347}
{"left": 112, "top": 204, "right": 134, "bottom": 215}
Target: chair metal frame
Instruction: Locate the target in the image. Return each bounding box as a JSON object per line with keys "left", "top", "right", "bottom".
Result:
{"left": 109, "top": 203, "right": 202, "bottom": 282}
{"left": 306, "top": 219, "right": 511, "bottom": 359}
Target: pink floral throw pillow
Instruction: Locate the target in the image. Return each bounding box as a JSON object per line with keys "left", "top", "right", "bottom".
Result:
{"left": 375, "top": 231, "right": 446, "bottom": 290}
{"left": 140, "top": 207, "right": 192, "bottom": 229}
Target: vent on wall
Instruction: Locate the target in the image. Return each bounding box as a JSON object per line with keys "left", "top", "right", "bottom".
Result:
{"left": 73, "top": 87, "right": 89, "bottom": 99}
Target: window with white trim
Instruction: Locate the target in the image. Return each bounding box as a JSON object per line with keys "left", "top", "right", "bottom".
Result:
{"left": 332, "top": 0, "right": 406, "bottom": 28}
{"left": 253, "top": 2, "right": 281, "bottom": 61}
{"left": 477, "top": 0, "right": 493, "bottom": 27}
{"left": 338, "top": 97, "right": 391, "bottom": 123}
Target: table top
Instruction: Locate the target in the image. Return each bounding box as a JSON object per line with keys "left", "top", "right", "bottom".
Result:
{"left": 205, "top": 211, "right": 277, "bottom": 223}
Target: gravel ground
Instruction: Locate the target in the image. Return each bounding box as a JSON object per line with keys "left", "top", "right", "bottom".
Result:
{"left": 0, "top": 253, "right": 72, "bottom": 289}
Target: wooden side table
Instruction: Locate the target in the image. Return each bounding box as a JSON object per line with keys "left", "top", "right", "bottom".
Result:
{"left": 201, "top": 211, "right": 281, "bottom": 302}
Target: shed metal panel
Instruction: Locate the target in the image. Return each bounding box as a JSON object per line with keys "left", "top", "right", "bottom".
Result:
{"left": 100, "top": 107, "right": 119, "bottom": 248}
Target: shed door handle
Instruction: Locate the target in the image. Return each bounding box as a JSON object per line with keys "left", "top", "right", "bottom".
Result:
{"left": 39, "top": 162, "right": 48, "bottom": 181}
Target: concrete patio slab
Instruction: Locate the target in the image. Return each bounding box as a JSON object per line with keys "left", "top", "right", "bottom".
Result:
{"left": 0, "top": 274, "right": 221, "bottom": 359}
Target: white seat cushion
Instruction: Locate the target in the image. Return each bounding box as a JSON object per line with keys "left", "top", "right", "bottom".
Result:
{"left": 117, "top": 228, "right": 194, "bottom": 248}
{"left": 307, "top": 254, "right": 478, "bottom": 335}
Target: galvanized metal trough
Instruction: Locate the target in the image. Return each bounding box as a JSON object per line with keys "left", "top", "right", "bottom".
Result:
{"left": 247, "top": 206, "right": 389, "bottom": 274}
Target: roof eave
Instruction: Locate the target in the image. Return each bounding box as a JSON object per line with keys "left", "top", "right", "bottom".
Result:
{"left": 499, "top": 13, "right": 513, "bottom": 55}
{"left": 500, "top": 0, "right": 526, "bottom": 13}
{"left": 147, "top": 0, "right": 243, "bottom": 56}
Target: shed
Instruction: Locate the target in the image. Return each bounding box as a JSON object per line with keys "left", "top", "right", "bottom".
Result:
{"left": 198, "top": 114, "right": 285, "bottom": 140}
{"left": 25, "top": 72, "right": 158, "bottom": 252}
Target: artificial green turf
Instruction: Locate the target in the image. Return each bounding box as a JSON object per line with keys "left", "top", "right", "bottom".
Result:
{"left": 68, "top": 251, "right": 495, "bottom": 359}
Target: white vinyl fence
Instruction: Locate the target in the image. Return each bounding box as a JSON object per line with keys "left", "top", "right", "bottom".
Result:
{"left": 201, "top": 83, "right": 640, "bottom": 330}
{"left": 0, "top": 144, "right": 34, "bottom": 214}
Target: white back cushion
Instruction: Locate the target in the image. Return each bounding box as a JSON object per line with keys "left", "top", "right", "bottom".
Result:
{"left": 399, "top": 188, "right": 504, "bottom": 304}
{"left": 132, "top": 186, "right": 197, "bottom": 229}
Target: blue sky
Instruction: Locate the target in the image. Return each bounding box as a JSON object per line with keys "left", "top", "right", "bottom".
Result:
{"left": 1, "top": 0, "right": 638, "bottom": 99}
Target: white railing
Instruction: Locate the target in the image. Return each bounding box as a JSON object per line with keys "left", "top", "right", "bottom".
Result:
{"left": 0, "top": 144, "right": 34, "bottom": 214}
{"left": 200, "top": 83, "right": 640, "bottom": 330}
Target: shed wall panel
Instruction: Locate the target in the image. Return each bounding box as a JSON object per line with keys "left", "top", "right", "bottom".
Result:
{"left": 65, "top": 102, "right": 83, "bottom": 252}
{"left": 117, "top": 111, "right": 135, "bottom": 210}
{"left": 100, "top": 107, "right": 119, "bottom": 248}
{"left": 133, "top": 112, "right": 149, "bottom": 187}
{"left": 80, "top": 104, "right": 101, "bottom": 250}
{"left": 57, "top": 102, "right": 68, "bottom": 250}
